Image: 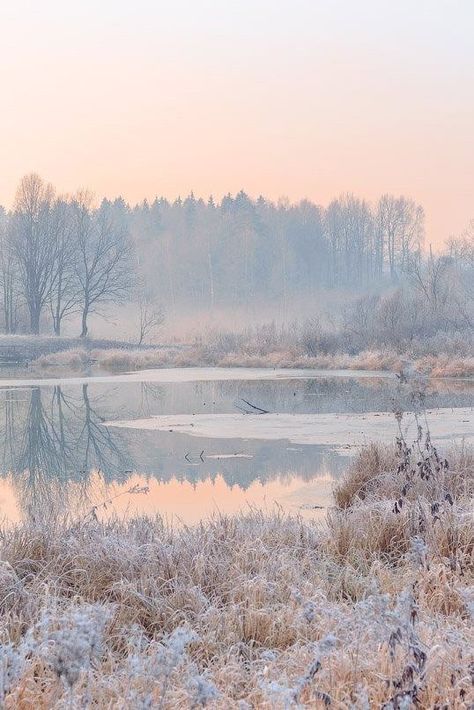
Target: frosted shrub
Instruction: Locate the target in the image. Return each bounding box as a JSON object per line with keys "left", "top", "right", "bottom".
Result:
{"left": 187, "top": 672, "right": 220, "bottom": 707}
{"left": 125, "top": 626, "right": 198, "bottom": 707}
{"left": 261, "top": 679, "right": 300, "bottom": 709}
{"left": 410, "top": 535, "right": 428, "bottom": 568}
{"left": 460, "top": 587, "right": 474, "bottom": 620}
{"left": 0, "top": 641, "right": 29, "bottom": 703}
{"left": 154, "top": 626, "right": 198, "bottom": 678}
{"left": 302, "top": 601, "right": 316, "bottom": 623}
{"left": 262, "top": 635, "right": 336, "bottom": 707}
{"left": 37, "top": 604, "right": 111, "bottom": 690}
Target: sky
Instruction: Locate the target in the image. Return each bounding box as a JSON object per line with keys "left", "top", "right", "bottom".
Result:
{"left": 0, "top": 0, "right": 473, "bottom": 246}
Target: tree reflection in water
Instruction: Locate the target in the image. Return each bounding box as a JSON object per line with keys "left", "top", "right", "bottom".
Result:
{"left": 0, "top": 384, "right": 132, "bottom": 520}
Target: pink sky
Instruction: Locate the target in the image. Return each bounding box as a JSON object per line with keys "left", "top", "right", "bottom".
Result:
{"left": 0, "top": 0, "right": 472, "bottom": 246}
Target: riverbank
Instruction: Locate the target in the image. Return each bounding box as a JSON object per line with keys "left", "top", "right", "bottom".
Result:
{"left": 32, "top": 345, "right": 474, "bottom": 378}
{"left": 0, "top": 334, "right": 178, "bottom": 366}
{"left": 0, "top": 438, "right": 472, "bottom": 707}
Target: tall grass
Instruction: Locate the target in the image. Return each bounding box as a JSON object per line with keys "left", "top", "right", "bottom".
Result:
{"left": 30, "top": 315, "right": 474, "bottom": 376}
{"left": 0, "top": 435, "right": 472, "bottom": 707}
{"left": 34, "top": 343, "right": 474, "bottom": 377}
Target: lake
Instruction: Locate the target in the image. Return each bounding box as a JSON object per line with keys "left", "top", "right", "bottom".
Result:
{"left": 0, "top": 367, "right": 471, "bottom": 525}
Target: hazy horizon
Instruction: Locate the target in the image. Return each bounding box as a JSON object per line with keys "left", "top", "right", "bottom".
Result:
{"left": 1, "top": 0, "right": 473, "bottom": 246}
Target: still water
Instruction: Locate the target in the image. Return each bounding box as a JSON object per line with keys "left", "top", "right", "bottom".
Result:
{"left": 0, "top": 368, "right": 471, "bottom": 525}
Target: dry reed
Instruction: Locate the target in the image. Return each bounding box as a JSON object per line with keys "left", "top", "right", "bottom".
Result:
{"left": 34, "top": 346, "right": 474, "bottom": 378}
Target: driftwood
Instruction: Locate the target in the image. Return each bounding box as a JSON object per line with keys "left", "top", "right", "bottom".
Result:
{"left": 235, "top": 398, "right": 270, "bottom": 415}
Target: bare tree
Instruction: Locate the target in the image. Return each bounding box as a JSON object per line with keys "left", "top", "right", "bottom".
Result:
{"left": 11, "top": 174, "right": 58, "bottom": 334}
{"left": 48, "top": 199, "right": 81, "bottom": 335}
{"left": 398, "top": 199, "right": 425, "bottom": 272}
{"left": 137, "top": 296, "right": 164, "bottom": 345}
{"left": 376, "top": 195, "right": 424, "bottom": 278}
{"left": 448, "top": 222, "right": 474, "bottom": 277}
{"left": 49, "top": 199, "right": 81, "bottom": 335}
{"left": 406, "top": 248, "right": 452, "bottom": 314}
{"left": 72, "top": 193, "right": 133, "bottom": 337}
{"left": 324, "top": 194, "right": 374, "bottom": 287}
{"left": 0, "top": 216, "right": 21, "bottom": 333}
{"left": 446, "top": 222, "right": 474, "bottom": 326}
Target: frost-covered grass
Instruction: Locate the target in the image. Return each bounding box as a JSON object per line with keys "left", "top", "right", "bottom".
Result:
{"left": 33, "top": 345, "right": 474, "bottom": 377}
{"left": 0, "top": 438, "right": 472, "bottom": 707}
{"left": 0, "top": 334, "right": 170, "bottom": 369}
{"left": 30, "top": 321, "right": 474, "bottom": 377}
{"left": 33, "top": 345, "right": 183, "bottom": 372}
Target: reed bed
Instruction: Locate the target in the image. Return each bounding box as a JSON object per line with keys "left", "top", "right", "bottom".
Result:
{"left": 0, "top": 434, "right": 472, "bottom": 707}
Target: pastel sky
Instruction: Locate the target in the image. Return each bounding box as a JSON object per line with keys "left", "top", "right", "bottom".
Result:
{"left": 0, "top": 0, "right": 473, "bottom": 245}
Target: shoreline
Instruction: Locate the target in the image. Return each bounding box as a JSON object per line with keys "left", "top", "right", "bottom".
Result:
{"left": 31, "top": 346, "right": 474, "bottom": 379}
{"left": 0, "top": 362, "right": 472, "bottom": 388}
{"left": 105, "top": 407, "right": 474, "bottom": 448}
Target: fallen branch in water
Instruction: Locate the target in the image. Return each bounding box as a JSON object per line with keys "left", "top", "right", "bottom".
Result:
{"left": 235, "top": 398, "right": 270, "bottom": 415}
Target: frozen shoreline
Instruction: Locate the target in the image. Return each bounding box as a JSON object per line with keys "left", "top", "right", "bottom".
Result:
{"left": 105, "top": 407, "right": 473, "bottom": 448}
{"left": 0, "top": 366, "right": 396, "bottom": 388}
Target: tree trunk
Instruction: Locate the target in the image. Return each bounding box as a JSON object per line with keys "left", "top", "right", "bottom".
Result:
{"left": 80, "top": 306, "right": 89, "bottom": 337}
{"left": 54, "top": 279, "right": 62, "bottom": 336}
{"left": 30, "top": 307, "right": 40, "bottom": 335}
{"left": 207, "top": 236, "right": 215, "bottom": 310}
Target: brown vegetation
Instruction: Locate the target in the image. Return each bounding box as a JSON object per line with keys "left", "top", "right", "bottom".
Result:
{"left": 33, "top": 343, "right": 474, "bottom": 378}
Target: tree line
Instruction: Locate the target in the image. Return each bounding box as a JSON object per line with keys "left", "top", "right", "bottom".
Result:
{"left": 1, "top": 174, "right": 471, "bottom": 336}
{"left": 118, "top": 190, "right": 426, "bottom": 310}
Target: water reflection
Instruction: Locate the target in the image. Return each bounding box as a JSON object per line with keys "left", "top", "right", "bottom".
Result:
{"left": 0, "top": 372, "right": 471, "bottom": 524}
{"left": 0, "top": 385, "right": 133, "bottom": 519}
